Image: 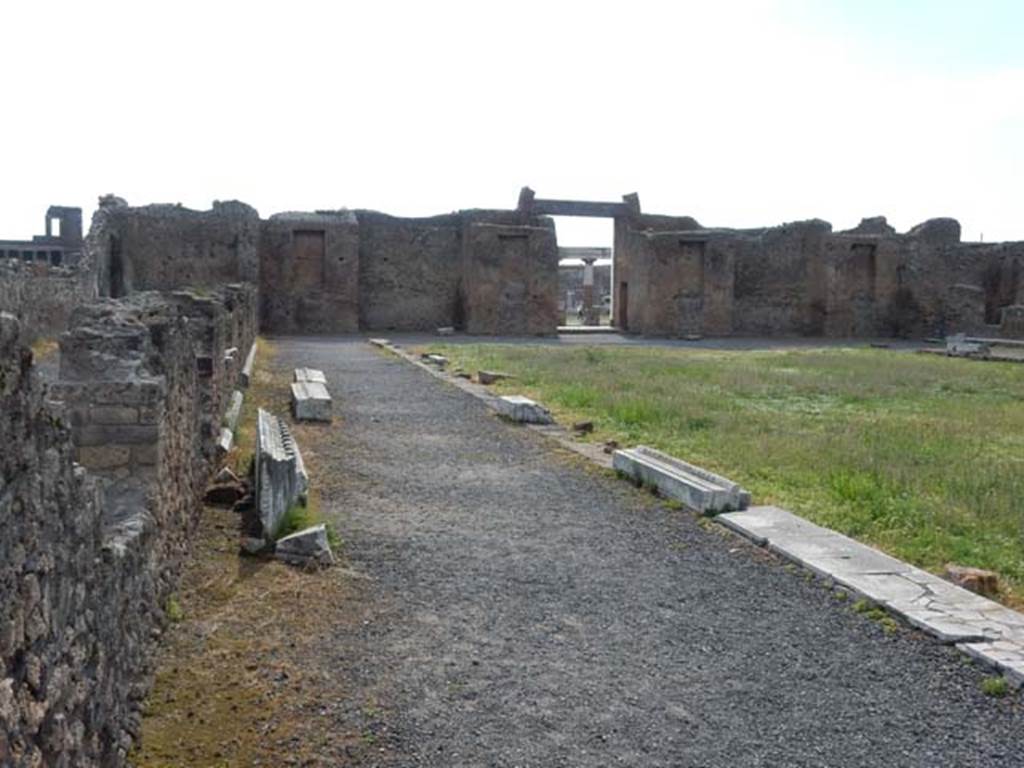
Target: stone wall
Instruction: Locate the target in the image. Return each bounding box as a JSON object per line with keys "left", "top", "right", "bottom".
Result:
{"left": 616, "top": 212, "right": 1024, "bottom": 339}
{"left": 258, "top": 208, "right": 558, "bottom": 334}
{"left": 355, "top": 211, "right": 467, "bottom": 331}
{"left": 0, "top": 285, "right": 255, "bottom": 766}
{"left": 461, "top": 221, "right": 559, "bottom": 335}
{"left": 0, "top": 258, "right": 96, "bottom": 342}
{"left": 89, "top": 197, "right": 260, "bottom": 299}
{"left": 260, "top": 212, "right": 360, "bottom": 333}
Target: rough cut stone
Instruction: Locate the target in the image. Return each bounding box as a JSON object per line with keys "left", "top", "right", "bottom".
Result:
{"left": 293, "top": 367, "right": 327, "bottom": 385}
{"left": 478, "top": 370, "right": 512, "bottom": 385}
{"left": 291, "top": 381, "right": 333, "bottom": 422}
{"left": 945, "top": 564, "right": 1000, "bottom": 597}
{"left": 613, "top": 445, "right": 750, "bottom": 513}
{"left": 274, "top": 524, "right": 335, "bottom": 568}
{"left": 494, "top": 395, "right": 553, "bottom": 424}
{"left": 436, "top": 326, "right": 454, "bottom": 336}
{"left": 255, "top": 408, "right": 309, "bottom": 540}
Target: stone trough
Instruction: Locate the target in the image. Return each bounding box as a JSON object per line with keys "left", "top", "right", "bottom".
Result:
{"left": 291, "top": 368, "right": 332, "bottom": 422}
{"left": 613, "top": 445, "right": 750, "bottom": 513}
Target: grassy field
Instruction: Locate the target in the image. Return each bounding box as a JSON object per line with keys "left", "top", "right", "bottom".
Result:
{"left": 427, "top": 343, "right": 1024, "bottom": 604}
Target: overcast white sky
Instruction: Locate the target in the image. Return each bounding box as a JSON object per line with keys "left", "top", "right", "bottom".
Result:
{"left": 1, "top": 0, "right": 1021, "bottom": 246}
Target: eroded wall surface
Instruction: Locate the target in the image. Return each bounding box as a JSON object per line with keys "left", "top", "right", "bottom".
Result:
{"left": 0, "top": 259, "right": 97, "bottom": 342}
{"left": 617, "top": 213, "right": 1024, "bottom": 339}
{"left": 90, "top": 198, "right": 260, "bottom": 298}
{"left": 0, "top": 285, "right": 255, "bottom": 767}
{"left": 260, "top": 212, "right": 360, "bottom": 333}
{"left": 462, "top": 221, "right": 559, "bottom": 335}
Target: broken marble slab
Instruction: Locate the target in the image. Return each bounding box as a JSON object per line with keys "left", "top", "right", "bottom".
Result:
{"left": 275, "top": 523, "right": 335, "bottom": 568}
{"left": 494, "top": 395, "right": 553, "bottom": 424}
{"left": 217, "top": 427, "right": 233, "bottom": 455}
{"left": 613, "top": 445, "right": 750, "bottom": 513}
{"left": 224, "top": 390, "right": 244, "bottom": 432}
{"left": 255, "top": 408, "right": 309, "bottom": 540}
{"left": 291, "top": 380, "right": 333, "bottom": 422}
{"left": 240, "top": 341, "right": 257, "bottom": 389}
{"left": 946, "top": 333, "right": 990, "bottom": 358}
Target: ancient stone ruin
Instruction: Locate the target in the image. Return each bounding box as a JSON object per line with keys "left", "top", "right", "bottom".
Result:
{"left": 2, "top": 185, "right": 1024, "bottom": 764}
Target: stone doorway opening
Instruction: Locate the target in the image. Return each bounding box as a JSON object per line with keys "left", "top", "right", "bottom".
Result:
{"left": 553, "top": 217, "right": 614, "bottom": 329}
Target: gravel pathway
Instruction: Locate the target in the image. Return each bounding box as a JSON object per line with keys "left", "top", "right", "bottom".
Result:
{"left": 276, "top": 337, "right": 1024, "bottom": 768}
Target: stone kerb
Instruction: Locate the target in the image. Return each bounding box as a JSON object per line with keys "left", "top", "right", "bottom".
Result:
{"left": 719, "top": 506, "right": 1024, "bottom": 687}
{"left": 613, "top": 445, "right": 751, "bottom": 513}
{"left": 255, "top": 408, "right": 309, "bottom": 540}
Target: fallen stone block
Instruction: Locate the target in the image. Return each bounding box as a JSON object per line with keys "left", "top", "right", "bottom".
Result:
{"left": 214, "top": 466, "right": 239, "bottom": 485}
{"left": 255, "top": 408, "right": 309, "bottom": 540}
{"left": 424, "top": 354, "right": 448, "bottom": 368}
{"left": 217, "top": 427, "right": 233, "bottom": 455}
{"left": 613, "top": 445, "right": 750, "bottom": 513}
{"left": 478, "top": 370, "right": 512, "bottom": 385}
{"left": 495, "top": 395, "right": 553, "bottom": 425}
{"left": 224, "top": 390, "right": 244, "bottom": 432}
{"left": 291, "top": 380, "right": 333, "bottom": 422}
{"left": 436, "top": 326, "right": 455, "bottom": 336}
{"left": 368, "top": 338, "right": 390, "bottom": 348}
{"left": 294, "top": 367, "right": 327, "bottom": 384}
{"left": 240, "top": 342, "right": 257, "bottom": 388}
{"left": 945, "top": 564, "right": 1000, "bottom": 597}
{"left": 946, "top": 333, "right": 990, "bottom": 358}
{"left": 275, "top": 523, "right": 335, "bottom": 568}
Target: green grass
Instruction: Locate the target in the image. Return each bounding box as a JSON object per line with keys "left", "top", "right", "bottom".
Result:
{"left": 428, "top": 343, "right": 1024, "bottom": 605}
{"left": 982, "top": 676, "right": 1010, "bottom": 697}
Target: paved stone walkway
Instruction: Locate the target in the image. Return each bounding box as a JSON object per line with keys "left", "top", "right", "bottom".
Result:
{"left": 276, "top": 337, "right": 1024, "bottom": 767}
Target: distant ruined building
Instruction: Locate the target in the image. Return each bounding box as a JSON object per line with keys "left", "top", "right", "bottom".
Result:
{"left": 9, "top": 187, "right": 1024, "bottom": 345}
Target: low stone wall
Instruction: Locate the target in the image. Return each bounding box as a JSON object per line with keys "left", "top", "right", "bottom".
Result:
{"left": 0, "top": 258, "right": 96, "bottom": 342}
{"left": 0, "top": 284, "right": 256, "bottom": 765}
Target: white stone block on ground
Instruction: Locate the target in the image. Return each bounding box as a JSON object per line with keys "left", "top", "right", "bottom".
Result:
{"left": 294, "top": 367, "right": 327, "bottom": 384}
{"left": 718, "top": 505, "right": 1024, "bottom": 672}
{"left": 613, "top": 445, "right": 750, "bottom": 513}
{"left": 240, "top": 341, "right": 257, "bottom": 388}
{"left": 224, "top": 390, "right": 244, "bottom": 432}
{"left": 217, "top": 427, "right": 233, "bottom": 455}
{"left": 425, "top": 354, "right": 448, "bottom": 368}
{"left": 275, "top": 523, "right": 335, "bottom": 568}
{"left": 291, "top": 381, "right": 333, "bottom": 422}
{"left": 495, "top": 395, "right": 553, "bottom": 424}
{"left": 255, "top": 408, "right": 308, "bottom": 540}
